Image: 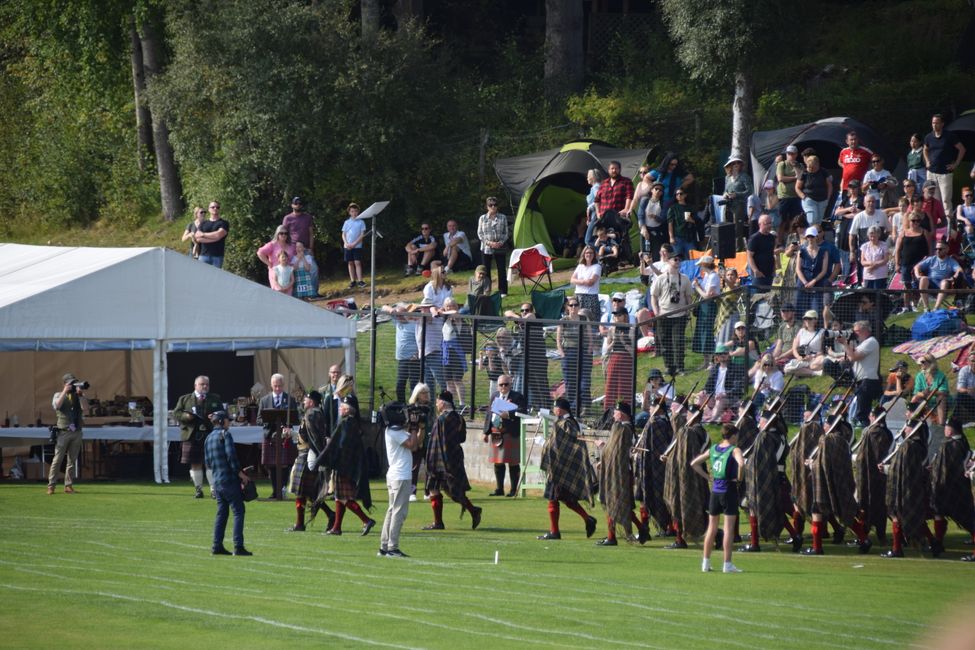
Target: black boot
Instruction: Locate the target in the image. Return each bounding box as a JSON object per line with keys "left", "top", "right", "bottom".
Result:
{"left": 490, "top": 464, "right": 505, "bottom": 496}
{"left": 507, "top": 465, "right": 521, "bottom": 497}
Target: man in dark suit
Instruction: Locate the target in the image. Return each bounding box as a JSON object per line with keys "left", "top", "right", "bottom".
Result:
{"left": 482, "top": 373, "right": 528, "bottom": 496}
{"left": 696, "top": 345, "right": 745, "bottom": 423}
{"left": 172, "top": 375, "right": 224, "bottom": 498}
{"left": 258, "top": 373, "right": 301, "bottom": 499}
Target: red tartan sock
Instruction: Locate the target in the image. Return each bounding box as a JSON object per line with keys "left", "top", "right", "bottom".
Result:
{"left": 333, "top": 501, "right": 346, "bottom": 532}
{"left": 891, "top": 521, "right": 903, "bottom": 553}
{"left": 431, "top": 495, "right": 444, "bottom": 525}
{"left": 562, "top": 499, "right": 590, "bottom": 522}
{"left": 548, "top": 500, "right": 560, "bottom": 534}
{"left": 812, "top": 521, "right": 823, "bottom": 553}
{"left": 639, "top": 505, "right": 650, "bottom": 527}
{"left": 345, "top": 500, "right": 370, "bottom": 524}
{"left": 295, "top": 498, "right": 306, "bottom": 527}
{"left": 850, "top": 519, "right": 867, "bottom": 543}
{"left": 606, "top": 516, "right": 617, "bottom": 541}
{"left": 921, "top": 522, "right": 935, "bottom": 544}
{"left": 749, "top": 515, "right": 760, "bottom": 545}
{"left": 934, "top": 518, "right": 948, "bottom": 542}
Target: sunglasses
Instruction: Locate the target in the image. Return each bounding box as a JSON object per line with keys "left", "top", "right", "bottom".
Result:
{"left": 566, "top": 303, "right": 579, "bottom": 307}
{"left": 612, "top": 298, "right": 624, "bottom": 302}
{"left": 520, "top": 308, "right": 532, "bottom": 313}
{"left": 803, "top": 317, "right": 815, "bottom": 321}
{"left": 871, "top": 159, "right": 882, "bottom": 163}
{"left": 487, "top": 203, "right": 497, "bottom": 207}
{"left": 498, "top": 382, "right": 510, "bottom": 386}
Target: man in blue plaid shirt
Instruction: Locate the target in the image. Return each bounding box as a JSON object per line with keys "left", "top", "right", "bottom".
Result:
{"left": 204, "top": 410, "right": 252, "bottom": 556}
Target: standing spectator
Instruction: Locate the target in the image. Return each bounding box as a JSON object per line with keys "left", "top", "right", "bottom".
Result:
{"left": 195, "top": 200, "right": 229, "bottom": 268}
{"left": 482, "top": 374, "right": 527, "bottom": 497}
{"left": 569, "top": 246, "right": 602, "bottom": 321}
{"left": 776, "top": 145, "right": 804, "bottom": 244}
{"left": 47, "top": 373, "right": 87, "bottom": 495}
{"left": 655, "top": 152, "right": 695, "bottom": 210}
{"left": 850, "top": 195, "right": 889, "bottom": 284}
{"left": 477, "top": 197, "right": 509, "bottom": 297}
{"left": 838, "top": 320, "right": 881, "bottom": 427}
{"left": 837, "top": 130, "right": 873, "bottom": 192}
{"left": 341, "top": 202, "right": 367, "bottom": 289}
{"left": 691, "top": 256, "right": 720, "bottom": 363}
{"left": 503, "top": 303, "right": 549, "bottom": 409}
{"left": 914, "top": 241, "right": 963, "bottom": 312}
{"left": 173, "top": 375, "right": 223, "bottom": 499}
{"left": 556, "top": 299, "right": 592, "bottom": 416}
{"left": 439, "top": 298, "right": 467, "bottom": 410}
{"left": 411, "top": 298, "right": 444, "bottom": 392}
{"left": 713, "top": 267, "right": 745, "bottom": 344}
{"left": 404, "top": 223, "right": 437, "bottom": 276}
{"left": 722, "top": 157, "right": 752, "bottom": 249}
{"left": 406, "top": 382, "right": 433, "bottom": 502}
{"left": 182, "top": 206, "right": 205, "bottom": 259}
{"left": 921, "top": 180, "right": 948, "bottom": 234}
{"left": 630, "top": 165, "right": 654, "bottom": 227}
{"left": 833, "top": 179, "right": 864, "bottom": 279}
{"left": 442, "top": 219, "right": 473, "bottom": 274}
{"left": 205, "top": 410, "right": 252, "bottom": 556}
{"left": 602, "top": 308, "right": 634, "bottom": 409}
{"left": 585, "top": 169, "right": 603, "bottom": 223}
{"left": 257, "top": 225, "right": 297, "bottom": 290}
{"left": 378, "top": 402, "right": 419, "bottom": 558}
{"left": 271, "top": 251, "right": 294, "bottom": 296}
{"left": 893, "top": 211, "right": 930, "bottom": 313}
{"left": 422, "top": 265, "right": 452, "bottom": 308}
{"left": 641, "top": 182, "right": 667, "bottom": 258}
{"left": 795, "top": 226, "right": 830, "bottom": 314}
{"left": 666, "top": 187, "right": 697, "bottom": 258}
{"left": 795, "top": 155, "right": 833, "bottom": 227}
{"left": 281, "top": 196, "right": 314, "bottom": 252}
{"left": 746, "top": 214, "right": 779, "bottom": 290}
{"left": 924, "top": 113, "right": 967, "bottom": 214}
{"left": 595, "top": 160, "right": 635, "bottom": 220}
{"left": 291, "top": 241, "right": 318, "bottom": 299}
{"left": 859, "top": 226, "right": 890, "bottom": 290}
{"left": 886, "top": 196, "right": 910, "bottom": 243}
{"left": 906, "top": 133, "right": 927, "bottom": 188}
{"left": 861, "top": 154, "right": 897, "bottom": 207}
{"left": 649, "top": 253, "right": 695, "bottom": 377}
{"left": 256, "top": 373, "right": 299, "bottom": 499}
{"left": 381, "top": 303, "right": 420, "bottom": 403}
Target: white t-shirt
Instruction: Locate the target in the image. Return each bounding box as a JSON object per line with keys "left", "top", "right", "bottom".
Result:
{"left": 644, "top": 199, "right": 663, "bottom": 228}
{"left": 795, "top": 327, "right": 824, "bottom": 355}
{"left": 423, "top": 282, "right": 453, "bottom": 308}
{"left": 699, "top": 270, "right": 721, "bottom": 296}
{"left": 443, "top": 230, "right": 472, "bottom": 259}
{"left": 850, "top": 209, "right": 888, "bottom": 236}
{"left": 572, "top": 263, "right": 601, "bottom": 295}
{"left": 854, "top": 336, "right": 880, "bottom": 381}
{"left": 862, "top": 169, "right": 894, "bottom": 202}
{"left": 753, "top": 369, "right": 785, "bottom": 393}
{"left": 385, "top": 426, "right": 412, "bottom": 481}
{"left": 273, "top": 264, "right": 293, "bottom": 288}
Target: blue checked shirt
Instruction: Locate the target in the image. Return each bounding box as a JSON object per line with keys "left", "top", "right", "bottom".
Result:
{"left": 204, "top": 427, "right": 241, "bottom": 486}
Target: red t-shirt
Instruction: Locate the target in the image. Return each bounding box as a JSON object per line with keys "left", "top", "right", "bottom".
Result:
{"left": 837, "top": 146, "right": 873, "bottom": 190}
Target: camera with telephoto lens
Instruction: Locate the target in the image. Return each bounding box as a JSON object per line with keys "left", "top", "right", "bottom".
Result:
{"left": 69, "top": 380, "right": 90, "bottom": 392}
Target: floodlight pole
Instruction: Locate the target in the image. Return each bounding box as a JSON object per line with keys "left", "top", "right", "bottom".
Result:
{"left": 358, "top": 201, "right": 391, "bottom": 418}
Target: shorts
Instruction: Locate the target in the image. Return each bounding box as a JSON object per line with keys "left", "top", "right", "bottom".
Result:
{"left": 708, "top": 483, "right": 740, "bottom": 516}
{"left": 344, "top": 248, "right": 363, "bottom": 262}
{"left": 448, "top": 250, "right": 473, "bottom": 271}
{"left": 900, "top": 266, "right": 917, "bottom": 290}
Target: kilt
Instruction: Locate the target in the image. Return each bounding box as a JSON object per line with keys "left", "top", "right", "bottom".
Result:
{"left": 488, "top": 432, "right": 521, "bottom": 464}
{"left": 180, "top": 438, "right": 205, "bottom": 465}
{"left": 930, "top": 435, "right": 975, "bottom": 533}
{"left": 744, "top": 429, "right": 787, "bottom": 540}
{"left": 811, "top": 431, "right": 858, "bottom": 526}
{"left": 634, "top": 416, "right": 673, "bottom": 531}
{"left": 541, "top": 419, "right": 596, "bottom": 505}
{"left": 791, "top": 421, "right": 823, "bottom": 519}
{"left": 332, "top": 474, "right": 358, "bottom": 502}
{"left": 853, "top": 422, "right": 892, "bottom": 533}
{"left": 885, "top": 435, "right": 930, "bottom": 542}
{"left": 289, "top": 452, "right": 320, "bottom": 499}
{"left": 261, "top": 435, "right": 298, "bottom": 467}
{"left": 663, "top": 423, "right": 709, "bottom": 537}
{"left": 598, "top": 422, "right": 635, "bottom": 526}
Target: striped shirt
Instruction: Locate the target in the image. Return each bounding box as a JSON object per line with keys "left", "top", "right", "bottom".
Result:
{"left": 477, "top": 212, "right": 508, "bottom": 254}
{"left": 204, "top": 427, "right": 241, "bottom": 486}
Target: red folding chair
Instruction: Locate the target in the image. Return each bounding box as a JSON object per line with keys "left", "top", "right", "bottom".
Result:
{"left": 510, "top": 245, "right": 553, "bottom": 292}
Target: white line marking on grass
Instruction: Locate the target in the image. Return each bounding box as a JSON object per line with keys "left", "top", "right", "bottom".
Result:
{"left": 466, "top": 613, "right": 666, "bottom": 649}
{"left": 0, "top": 583, "right": 424, "bottom": 649}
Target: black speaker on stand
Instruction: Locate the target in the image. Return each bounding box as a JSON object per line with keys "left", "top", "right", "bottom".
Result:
{"left": 711, "top": 222, "right": 736, "bottom": 260}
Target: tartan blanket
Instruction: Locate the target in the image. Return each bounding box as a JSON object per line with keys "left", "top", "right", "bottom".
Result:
{"left": 541, "top": 417, "right": 596, "bottom": 506}
{"left": 663, "top": 423, "right": 709, "bottom": 538}
{"left": 791, "top": 421, "right": 824, "bottom": 518}
{"left": 930, "top": 435, "right": 975, "bottom": 534}
{"left": 425, "top": 411, "right": 471, "bottom": 502}
{"left": 634, "top": 415, "right": 673, "bottom": 532}
{"left": 892, "top": 331, "right": 975, "bottom": 361}
{"left": 745, "top": 428, "right": 787, "bottom": 540}
{"left": 853, "top": 422, "right": 892, "bottom": 532}
{"left": 599, "top": 421, "right": 635, "bottom": 529}
{"left": 812, "top": 431, "right": 858, "bottom": 525}
{"left": 885, "top": 435, "right": 930, "bottom": 542}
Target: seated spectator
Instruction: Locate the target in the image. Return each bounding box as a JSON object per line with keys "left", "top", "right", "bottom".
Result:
{"left": 921, "top": 180, "right": 948, "bottom": 233}
{"left": 442, "top": 219, "right": 473, "bottom": 274}
{"left": 911, "top": 354, "right": 949, "bottom": 426}
{"left": 596, "top": 227, "right": 620, "bottom": 269}
{"left": 771, "top": 303, "right": 799, "bottom": 365}
{"left": 405, "top": 223, "right": 437, "bottom": 276}
{"left": 641, "top": 368, "right": 675, "bottom": 413}
{"left": 748, "top": 353, "right": 785, "bottom": 411}
{"left": 914, "top": 241, "right": 963, "bottom": 311}
{"left": 697, "top": 345, "right": 744, "bottom": 423}
{"left": 784, "top": 310, "right": 826, "bottom": 377}
{"left": 953, "top": 350, "right": 975, "bottom": 424}
{"left": 883, "top": 360, "right": 912, "bottom": 406}
{"left": 468, "top": 264, "right": 491, "bottom": 298}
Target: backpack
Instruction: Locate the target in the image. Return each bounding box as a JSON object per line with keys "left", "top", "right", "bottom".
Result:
{"left": 911, "top": 309, "right": 963, "bottom": 340}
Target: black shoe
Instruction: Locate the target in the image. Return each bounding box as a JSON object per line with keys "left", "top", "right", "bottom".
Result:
{"left": 801, "top": 547, "right": 824, "bottom": 556}
{"left": 857, "top": 539, "right": 873, "bottom": 555}
{"left": 505, "top": 491, "right": 517, "bottom": 498}
{"left": 664, "top": 540, "right": 688, "bottom": 549}
{"left": 211, "top": 546, "right": 232, "bottom": 556}
{"left": 285, "top": 524, "right": 306, "bottom": 532}
{"left": 930, "top": 539, "right": 944, "bottom": 558}
{"left": 595, "top": 537, "right": 618, "bottom": 546}
{"left": 961, "top": 554, "right": 975, "bottom": 562}
{"left": 357, "top": 281, "right": 367, "bottom": 288}
{"left": 661, "top": 529, "right": 677, "bottom": 538}
{"left": 832, "top": 527, "right": 846, "bottom": 545}
{"left": 386, "top": 549, "right": 410, "bottom": 558}
{"left": 880, "top": 549, "right": 904, "bottom": 558}
{"left": 422, "top": 522, "right": 445, "bottom": 530}
{"left": 326, "top": 510, "right": 336, "bottom": 532}
{"left": 361, "top": 519, "right": 376, "bottom": 537}
{"left": 470, "top": 506, "right": 482, "bottom": 530}
{"left": 233, "top": 547, "right": 253, "bottom": 556}
{"left": 488, "top": 489, "right": 504, "bottom": 496}
{"left": 537, "top": 531, "right": 561, "bottom": 540}
{"left": 733, "top": 534, "right": 743, "bottom": 544}
{"left": 585, "top": 516, "right": 597, "bottom": 539}
{"left": 195, "top": 487, "right": 204, "bottom": 499}
{"left": 784, "top": 535, "right": 802, "bottom": 546}
{"left": 637, "top": 525, "right": 650, "bottom": 545}
{"left": 324, "top": 529, "right": 342, "bottom": 536}
{"left": 791, "top": 536, "right": 803, "bottom": 553}
{"left": 377, "top": 549, "right": 388, "bottom": 557}
{"left": 739, "top": 543, "right": 762, "bottom": 553}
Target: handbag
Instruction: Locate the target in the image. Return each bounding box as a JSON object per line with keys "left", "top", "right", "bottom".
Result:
{"left": 241, "top": 479, "right": 258, "bottom": 502}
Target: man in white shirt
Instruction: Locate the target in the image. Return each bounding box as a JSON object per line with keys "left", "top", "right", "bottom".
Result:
{"left": 650, "top": 254, "right": 695, "bottom": 376}
{"left": 838, "top": 320, "right": 880, "bottom": 426}
{"left": 378, "top": 403, "right": 419, "bottom": 558}
{"left": 442, "top": 219, "right": 473, "bottom": 274}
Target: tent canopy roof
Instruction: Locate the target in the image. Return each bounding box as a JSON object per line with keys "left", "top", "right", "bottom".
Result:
{"left": 750, "top": 117, "right": 898, "bottom": 171}
{"left": 0, "top": 244, "right": 356, "bottom": 345}
{"left": 947, "top": 110, "right": 975, "bottom": 162}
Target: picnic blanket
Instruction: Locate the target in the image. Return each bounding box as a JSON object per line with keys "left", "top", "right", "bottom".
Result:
{"left": 892, "top": 330, "right": 975, "bottom": 361}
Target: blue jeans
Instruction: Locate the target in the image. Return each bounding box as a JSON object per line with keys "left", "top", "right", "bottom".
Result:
{"left": 584, "top": 219, "right": 597, "bottom": 247}
{"left": 795, "top": 286, "right": 823, "bottom": 315}
{"left": 421, "top": 354, "right": 444, "bottom": 393}
{"left": 864, "top": 278, "right": 886, "bottom": 289}
{"left": 213, "top": 481, "right": 245, "bottom": 551}
{"left": 838, "top": 249, "right": 850, "bottom": 280}
{"left": 199, "top": 255, "right": 224, "bottom": 269}
{"left": 671, "top": 237, "right": 693, "bottom": 259}
{"left": 801, "top": 198, "right": 828, "bottom": 226}
{"left": 395, "top": 358, "right": 421, "bottom": 403}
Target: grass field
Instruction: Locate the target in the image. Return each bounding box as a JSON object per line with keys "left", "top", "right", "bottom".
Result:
{"left": 2, "top": 480, "right": 973, "bottom": 649}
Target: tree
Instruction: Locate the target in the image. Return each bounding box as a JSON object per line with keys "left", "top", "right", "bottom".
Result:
{"left": 543, "top": 0, "right": 584, "bottom": 100}
{"left": 129, "top": 15, "right": 153, "bottom": 172}
{"left": 658, "top": 0, "right": 786, "bottom": 161}
{"left": 361, "top": 0, "right": 381, "bottom": 39}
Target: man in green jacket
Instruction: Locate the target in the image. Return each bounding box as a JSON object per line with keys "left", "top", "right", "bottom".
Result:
{"left": 173, "top": 375, "right": 224, "bottom": 498}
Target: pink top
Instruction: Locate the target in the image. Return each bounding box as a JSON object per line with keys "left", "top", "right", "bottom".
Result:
{"left": 859, "top": 240, "right": 888, "bottom": 280}
{"left": 257, "top": 240, "right": 296, "bottom": 289}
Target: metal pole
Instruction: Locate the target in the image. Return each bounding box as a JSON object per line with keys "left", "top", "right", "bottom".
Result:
{"left": 469, "top": 316, "right": 478, "bottom": 421}
{"left": 369, "top": 213, "right": 378, "bottom": 415}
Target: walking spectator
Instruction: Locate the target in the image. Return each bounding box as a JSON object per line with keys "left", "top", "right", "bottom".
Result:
{"left": 859, "top": 226, "right": 890, "bottom": 290}
{"left": 477, "top": 197, "right": 509, "bottom": 296}
{"left": 205, "top": 410, "right": 251, "bottom": 556}
{"left": 722, "top": 157, "right": 751, "bottom": 249}
{"left": 195, "top": 200, "right": 230, "bottom": 268}
{"left": 837, "top": 130, "right": 873, "bottom": 192}
{"left": 795, "top": 155, "right": 833, "bottom": 227}
{"left": 282, "top": 196, "right": 314, "bottom": 252}
{"left": 341, "top": 202, "right": 367, "bottom": 289}
{"left": 442, "top": 219, "right": 472, "bottom": 274}
{"left": 649, "top": 253, "right": 694, "bottom": 377}
{"left": 404, "top": 223, "right": 437, "bottom": 276}
{"left": 257, "top": 225, "right": 297, "bottom": 291}
{"left": 924, "top": 113, "right": 967, "bottom": 214}
{"left": 906, "top": 133, "right": 927, "bottom": 188}
{"left": 182, "top": 206, "right": 205, "bottom": 258}
{"left": 569, "top": 245, "right": 602, "bottom": 321}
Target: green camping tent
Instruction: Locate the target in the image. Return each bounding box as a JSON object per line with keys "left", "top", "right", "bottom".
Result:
{"left": 494, "top": 140, "right": 654, "bottom": 257}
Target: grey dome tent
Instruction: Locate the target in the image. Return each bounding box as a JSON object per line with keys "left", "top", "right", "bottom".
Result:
{"left": 749, "top": 117, "right": 904, "bottom": 195}
{"left": 947, "top": 110, "right": 975, "bottom": 161}
{"left": 494, "top": 140, "right": 654, "bottom": 255}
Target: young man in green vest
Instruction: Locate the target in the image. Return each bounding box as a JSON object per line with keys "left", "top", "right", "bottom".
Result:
{"left": 691, "top": 423, "right": 745, "bottom": 573}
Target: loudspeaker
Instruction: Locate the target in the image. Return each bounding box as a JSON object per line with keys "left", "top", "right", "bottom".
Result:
{"left": 712, "top": 222, "right": 736, "bottom": 259}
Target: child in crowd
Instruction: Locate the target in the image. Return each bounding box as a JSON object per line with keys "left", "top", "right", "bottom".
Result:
{"left": 272, "top": 250, "right": 294, "bottom": 295}
{"left": 291, "top": 241, "right": 318, "bottom": 299}
{"left": 469, "top": 264, "right": 491, "bottom": 297}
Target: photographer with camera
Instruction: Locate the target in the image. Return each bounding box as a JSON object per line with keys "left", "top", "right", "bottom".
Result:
{"left": 837, "top": 320, "right": 881, "bottom": 427}
{"left": 47, "top": 373, "right": 88, "bottom": 495}
{"left": 378, "top": 402, "right": 420, "bottom": 557}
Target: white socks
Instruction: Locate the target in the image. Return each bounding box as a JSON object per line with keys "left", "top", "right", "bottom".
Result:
{"left": 205, "top": 468, "right": 214, "bottom": 489}
{"left": 702, "top": 559, "right": 711, "bottom": 572}
{"left": 190, "top": 468, "right": 204, "bottom": 488}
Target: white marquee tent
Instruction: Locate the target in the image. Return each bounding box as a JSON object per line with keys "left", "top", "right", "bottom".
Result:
{"left": 0, "top": 243, "right": 356, "bottom": 481}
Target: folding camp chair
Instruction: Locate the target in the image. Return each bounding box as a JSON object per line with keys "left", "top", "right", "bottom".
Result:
{"left": 510, "top": 244, "right": 553, "bottom": 292}
{"left": 530, "top": 289, "right": 566, "bottom": 321}
{"left": 467, "top": 292, "right": 503, "bottom": 336}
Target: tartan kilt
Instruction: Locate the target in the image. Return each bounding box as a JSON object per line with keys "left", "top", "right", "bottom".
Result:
{"left": 540, "top": 422, "right": 596, "bottom": 505}
{"left": 488, "top": 432, "right": 521, "bottom": 464}
{"left": 811, "top": 432, "right": 857, "bottom": 526}
{"left": 634, "top": 416, "right": 673, "bottom": 531}
{"left": 332, "top": 474, "right": 358, "bottom": 502}
{"left": 791, "top": 422, "right": 823, "bottom": 518}
{"left": 930, "top": 436, "right": 975, "bottom": 533}
{"left": 663, "top": 424, "right": 709, "bottom": 538}
{"left": 885, "top": 435, "right": 930, "bottom": 542}
{"left": 853, "top": 423, "right": 892, "bottom": 532}
{"left": 261, "top": 435, "right": 298, "bottom": 467}
{"left": 180, "top": 437, "right": 205, "bottom": 465}
{"left": 745, "top": 429, "right": 786, "bottom": 540}
{"left": 289, "top": 452, "right": 320, "bottom": 499}
{"left": 598, "top": 423, "right": 635, "bottom": 525}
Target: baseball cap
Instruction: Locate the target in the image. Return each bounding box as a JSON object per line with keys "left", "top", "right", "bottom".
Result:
{"left": 848, "top": 179, "right": 861, "bottom": 188}
{"left": 695, "top": 255, "right": 714, "bottom": 266}
{"left": 715, "top": 344, "right": 730, "bottom": 353}
{"left": 63, "top": 373, "right": 77, "bottom": 383}
{"left": 781, "top": 303, "right": 796, "bottom": 311}
{"left": 208, "top": 410, "right": 229, "bottom": 423}
{"left": 804, "top": 226, "right": 819, "bottom": 238}
{"left": 291, "top": 196, "right": 303, "bottom": 205}
{"left": 803, "top": 310, "right": 818, "bottom": 319}
{"left": 785, "top": 145, "right": 798, "bottom": 154}
{"left": 611, "top": 291, "right": 625, "bottom": 300}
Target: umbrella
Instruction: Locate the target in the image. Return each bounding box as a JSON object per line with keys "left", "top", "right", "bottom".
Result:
{"left": 830, "top": 291, "right": 895, "bottom": 327}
